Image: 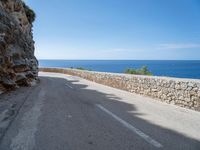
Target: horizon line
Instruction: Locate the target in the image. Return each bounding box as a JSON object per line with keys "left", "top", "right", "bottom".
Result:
{"left": 38, "top": 59, "right": 200, "bottom": 61}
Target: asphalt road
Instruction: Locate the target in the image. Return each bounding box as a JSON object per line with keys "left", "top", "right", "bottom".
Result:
{"left": 0, "top": 72, "right": 200, "bottom": 150}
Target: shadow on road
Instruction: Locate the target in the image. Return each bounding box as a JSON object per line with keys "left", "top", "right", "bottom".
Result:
{"left": 0, "top": 75, "right": 200, "bottom": 150}
{"left": 39, "top": 75, "right": 200, "bottom": 150}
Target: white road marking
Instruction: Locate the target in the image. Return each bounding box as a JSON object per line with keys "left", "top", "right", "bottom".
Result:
{"left": 96, "top": 104, "right": 163, "bottom": 148}
{"left": 65, "top": 84, "right": 73, "bottom": 89}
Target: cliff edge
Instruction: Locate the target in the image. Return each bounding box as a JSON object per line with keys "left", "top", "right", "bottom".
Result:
{"left": 0, "top": 0, "right": 38, "bottom": 94}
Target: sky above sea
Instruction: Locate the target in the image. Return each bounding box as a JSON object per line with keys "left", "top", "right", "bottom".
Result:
{"left": 26, "top": 0, "right": 200, "bottom": 60}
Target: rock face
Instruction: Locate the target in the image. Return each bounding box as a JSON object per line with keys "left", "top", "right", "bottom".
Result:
{"left": 40, "top": 68, "right": 200, "bottom": 111}
{"left": 0, "top": 0, "right": 38, "bottom": 93}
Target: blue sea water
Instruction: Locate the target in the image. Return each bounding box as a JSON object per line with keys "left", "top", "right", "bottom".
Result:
{"left": 39, "top": 60, "right": 200, "bottom": 79}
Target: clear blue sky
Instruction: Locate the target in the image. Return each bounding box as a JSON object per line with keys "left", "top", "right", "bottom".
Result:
{"left": 26, "top": 0, "right": 200, "bottom": 60}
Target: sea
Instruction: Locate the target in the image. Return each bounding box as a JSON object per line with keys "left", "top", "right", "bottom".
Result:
{"left": 39, "top": 60, "right": 200, "bottom": 79}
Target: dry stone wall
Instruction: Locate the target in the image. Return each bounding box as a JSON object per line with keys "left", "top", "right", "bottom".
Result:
{"left": 40, "top": 68, "right": 200, "bottom": 111}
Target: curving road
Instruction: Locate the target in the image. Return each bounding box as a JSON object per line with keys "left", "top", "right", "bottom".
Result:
{"left": 0, "top": 72, "right": 200, "bottom": 150}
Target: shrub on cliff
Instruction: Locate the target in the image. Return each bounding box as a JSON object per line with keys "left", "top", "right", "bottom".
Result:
{"left": 22, "top": 1, "right": 36, "bottom": 24}
{"left": 125, "top": 66, "right": 153, "bottom": 76}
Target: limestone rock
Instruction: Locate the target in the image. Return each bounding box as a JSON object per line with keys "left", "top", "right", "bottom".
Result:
{"left": 0, "top": 0, "right": 38, "bottom": 93}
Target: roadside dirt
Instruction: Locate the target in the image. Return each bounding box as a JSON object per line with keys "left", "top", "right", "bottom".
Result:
{"left": 0, "top": 85, "right": 38, "bottom": 142}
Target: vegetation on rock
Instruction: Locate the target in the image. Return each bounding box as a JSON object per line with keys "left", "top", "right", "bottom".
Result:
{"left": 125, "top": 66, "right": 153, "bottom": 76}
{"left": 22, "top": 1, "right": 36, "bottom": 23}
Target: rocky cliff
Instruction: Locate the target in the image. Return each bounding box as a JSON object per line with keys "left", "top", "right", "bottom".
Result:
{"left": 0, "top": 0, "right": 38, "bottom": 94}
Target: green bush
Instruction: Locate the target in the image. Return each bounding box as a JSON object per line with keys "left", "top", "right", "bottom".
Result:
{"left": 76, "top": 67, "right": 86, "bottom": 70}
{"left": 70, "top": 67, "right": 92, "bottom": 71}
{"left": 77, "top": 67, "right": 92, "bottom": 71}
{"left": 125, "top": 66, "right": 153, "bottom": 76}
{"left": 22, "top": 2, "right": 36, "bottom": 24}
